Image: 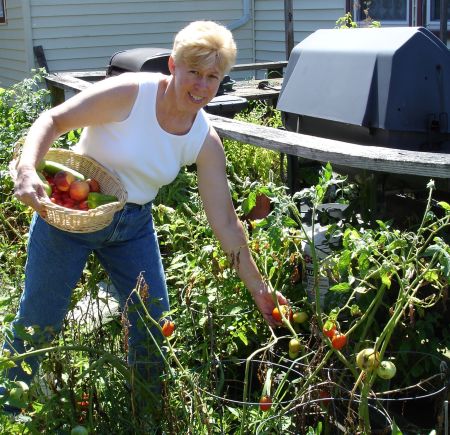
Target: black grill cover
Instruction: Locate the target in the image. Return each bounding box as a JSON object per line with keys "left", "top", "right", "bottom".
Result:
{"left": 277, "top": 27, "right": 450, "bottom": 151}
{"left": 106, "top": 47, "right": 171, "bottom": 77}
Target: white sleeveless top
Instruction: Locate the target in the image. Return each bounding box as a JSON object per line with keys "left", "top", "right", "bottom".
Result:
{"left": 73, "top": 72, "right": 210, "bottom": 204}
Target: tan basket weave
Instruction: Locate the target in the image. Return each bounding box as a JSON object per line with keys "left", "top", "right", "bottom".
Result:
{"left": 11, "top": 145, "right": 128, "bottom": 233}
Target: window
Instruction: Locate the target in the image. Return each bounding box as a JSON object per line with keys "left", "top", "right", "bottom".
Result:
{"left": 352, "top": 0, "right": 450, "bottom": 29}
{"left": 429, "top": 0, "right": 450, "bottom": 22}
{"left": 354, "top": 0, "right": 409, "bottom": 25}
{"left": 0, "top": 0, "right": 5, "bottom": 24}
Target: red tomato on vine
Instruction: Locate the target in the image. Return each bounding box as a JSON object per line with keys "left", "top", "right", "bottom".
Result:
{"left": 331, "top": 332, "right": 347, "bottom": 350}
{"left": 161, "top": 320, "right": 175, "bottom": 337}
{"left": 272, "top": 305, "right": 292, "bottom": 323}
{"left": 259, "top": 395, "right": 272, "bottom": 411}
{"left": 322, "top": 322, "right": 337, "bottom": 338}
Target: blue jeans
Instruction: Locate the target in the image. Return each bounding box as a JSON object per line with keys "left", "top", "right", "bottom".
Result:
{"left": 2, "top": 202, "right": 169, "bottom": 389}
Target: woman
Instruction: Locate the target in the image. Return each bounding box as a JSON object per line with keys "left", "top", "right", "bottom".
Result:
{"left": 6, "top": 21, "right": 287, "bottom": 401}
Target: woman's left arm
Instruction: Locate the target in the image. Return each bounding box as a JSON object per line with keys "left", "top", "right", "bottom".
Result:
{"left": 196, "top": 128, "right": 287, "bottom": 327}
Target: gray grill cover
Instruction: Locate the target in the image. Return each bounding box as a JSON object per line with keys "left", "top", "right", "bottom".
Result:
{"left": 277, "top": 27, "right": 450, "bottom": 151}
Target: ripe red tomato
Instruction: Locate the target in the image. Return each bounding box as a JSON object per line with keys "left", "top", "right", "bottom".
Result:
{"left": 259, "top": 395, "right": 272, "bottom": 411}
{"left": 322, "top": 322, "right": 337, "bottom": 338}
{"left": 331, "top": 332, "right": 347, "bottom": 350}
{"left": 161, "top": 320, "right": 175, "bottom": 337}
{"left": 272, "top": 305, "right": 292, "bottom": 323}
{"left": 319, "top": 389, "right": 331, "bottom": 407}
{"left": 86, "top": 178, "right": 100, "bottom": 193}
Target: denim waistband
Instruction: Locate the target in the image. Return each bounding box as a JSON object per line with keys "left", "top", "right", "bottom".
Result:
{"left": 125, "top": 201, "right": 152, "bottom": 210}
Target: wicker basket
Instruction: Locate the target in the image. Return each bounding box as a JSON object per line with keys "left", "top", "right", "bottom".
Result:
{"left": 11, "top": 146, "right": 128, "bottom": 233}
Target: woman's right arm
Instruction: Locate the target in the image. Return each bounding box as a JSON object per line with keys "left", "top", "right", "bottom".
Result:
{"left": 14, "top": 73, "right": 139, "bottom": 214}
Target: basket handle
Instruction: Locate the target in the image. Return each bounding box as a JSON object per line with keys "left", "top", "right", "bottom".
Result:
{"left": 8, "top": 136, "right": 27, "bottom": 182}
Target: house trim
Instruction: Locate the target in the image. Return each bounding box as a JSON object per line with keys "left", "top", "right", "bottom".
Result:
{"left": 21, "top": 0, "right": 34, "bottom": 72}
{"left": 0, "top": 0, "right": 6, "bottom": 24}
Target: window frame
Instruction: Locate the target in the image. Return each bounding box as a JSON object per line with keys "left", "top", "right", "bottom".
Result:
{"left": 425, "top": 0, "right": 450, "bottom": 30}
{"left": 352, "top": 0, "right": 412, "bottom": 26}
{"left": 346, "top": 0, "right": 450, "bottom": 35}
{"left": 0, "top": 0, "right": 6, "bottom": 25}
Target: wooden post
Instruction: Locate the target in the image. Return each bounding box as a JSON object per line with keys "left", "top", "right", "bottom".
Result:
{"left": 49, "top": 85, "right": 65, "bottom": 107}
{"left": 284, "top": 0, "right": 294, "bottom": 60}
{"left": 284, "top": 0, "right": 298, "bottom": 193}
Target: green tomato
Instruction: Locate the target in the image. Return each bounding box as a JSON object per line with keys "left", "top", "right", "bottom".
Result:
{"left": 9, "top": 381, "right": 28, "bottom": 401}
{"left": 376, "top": 360, "right": 397, "bottom": 379}
{"left": 289, "top": 338, "right": 301, "bottom": 353}
{"left": 356, "top": 348, "right": 380, "bottom": 371}
{"left": 293, "top": 311, "right": 309, "bottom": 324}
{"left": 71, "top": 426, "right": 89, "bottom": 435}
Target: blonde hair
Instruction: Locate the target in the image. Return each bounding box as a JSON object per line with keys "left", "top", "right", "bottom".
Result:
{"left": 172, "top": 21, "right": 237, "bottom": 77}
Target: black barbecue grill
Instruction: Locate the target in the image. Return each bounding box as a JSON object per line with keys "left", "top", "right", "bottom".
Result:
{"left": 106, "top": 47, "right": 172, "bottom": 77}
{"left": 106, "top": 47, "right": 247, "bottom": 118}
{"left": 277, "top": 26, "right": 450, "bottom": 152}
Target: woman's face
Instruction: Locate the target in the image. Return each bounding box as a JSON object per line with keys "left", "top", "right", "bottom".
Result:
{"left": 169, "top": 57, "right": 222, "bottom": 111}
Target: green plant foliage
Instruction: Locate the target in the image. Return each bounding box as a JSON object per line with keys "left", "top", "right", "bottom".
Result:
{"left": 0, "top": 70, "right": 449, "bottom": 434}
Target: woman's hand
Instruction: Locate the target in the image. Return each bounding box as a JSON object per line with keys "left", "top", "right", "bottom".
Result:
{"left": 251, "top": 284, "right": 288, "bottom": 328}
{"left": 14, "top": 166, "right": 48, "bottom": 217}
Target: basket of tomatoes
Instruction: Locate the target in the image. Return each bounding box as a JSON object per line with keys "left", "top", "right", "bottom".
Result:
{"left": 11, "top": 146, "right": 128, "bottom": 233}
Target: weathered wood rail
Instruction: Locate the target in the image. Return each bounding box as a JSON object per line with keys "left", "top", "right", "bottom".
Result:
{"left": 209, "top": 116, "right": 450, "bottom": 179}
{"left": 44, "top": 62, "right": 450, "bottom": 181}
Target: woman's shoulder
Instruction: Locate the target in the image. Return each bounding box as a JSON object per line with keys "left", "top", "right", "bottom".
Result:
{"left": 131, "top": 71, "right": 167, "bottom": 85}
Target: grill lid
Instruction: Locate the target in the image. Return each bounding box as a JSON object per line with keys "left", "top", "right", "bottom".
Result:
{"left": 277, "top": 27, "right": 450, "bottom": 151}
{"left": 106, "top": 47, "right": 172, "bottom": 77}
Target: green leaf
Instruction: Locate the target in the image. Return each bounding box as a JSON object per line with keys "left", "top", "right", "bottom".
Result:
{"left": 376, "top": 220, "right": 388, "bottom": 230}
{"left": 268, "top": 265, "right": 276, "bottom": 280}
{"left": 380, "top": 271, "right": 391, "bottom": 288}
{"left": 21, "top": 360, "right": 32, "bottom": 375}
{"left": 350, "top": 304, "right": 362, "bottom": 316}
{"left": 391, "top": 420, "right": 403, "bottom": 435}
{"left": 225, "top": 305, "right": 245, "bottom": 315}
{"left": 0, "top": 358, "right": 16, "bottom": 370}
{"left": 437, "top": 201, "right": 450, "bottom": 211}
{"left": 237, "top": 331, "right": 248, "bottom": 345}
{"left": 329, "top": 282, "right": 351, "bottom": 292}
{"left": 226, "top": 406, "right": 240, "bottom": 418}
{"left": 242, "top": 191, "right": 257, "bottom": 214}
{"left": 337, "top": 250, "right": 352, "bottom": 275}
{"left": 424, "top": 244, "right": 450, "bottom": 278}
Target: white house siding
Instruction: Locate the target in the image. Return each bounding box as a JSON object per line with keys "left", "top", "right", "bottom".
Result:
{"left": 0, "top": 0, "right": 32, "bottom": 88}
{"left": 29, "top": 0, "right": 253, "bottom": 75}
{"left": 0, "top": 0, "right": 346, "bottom": 86}
{"left": 254, "top": 0, "right": 345, "bottom": 68}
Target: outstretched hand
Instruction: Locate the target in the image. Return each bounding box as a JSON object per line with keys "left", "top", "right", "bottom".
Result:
{"left": 251, "top": 284, "right": 288, "bottom": 328}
